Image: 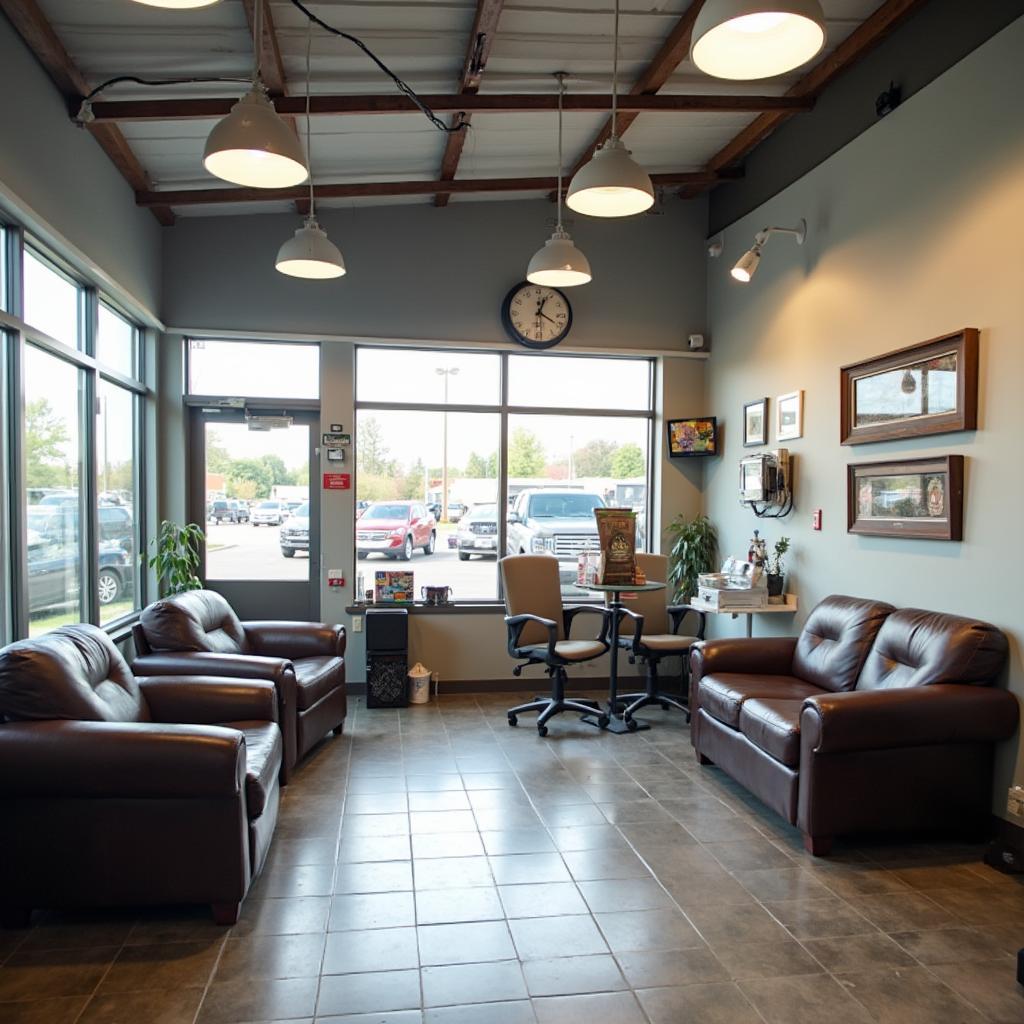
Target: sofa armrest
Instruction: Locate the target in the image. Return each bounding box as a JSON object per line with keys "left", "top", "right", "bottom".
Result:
{"left": 133, "top": 652, "right": 295, "bottom": 692}
{"left": 244, "top": 621, "right": 346, "bottom": 659}
{"left": 138, "top": 676, "right": 278, "bottom": 725}
{"left": 690, "top": 636, "right": 798, "bottom": 681}
{"left": 802, "top": 685, "right": 1020, "bottom": 756}
{"left": 0, "top": 721, "right": 244, "bottom": 799}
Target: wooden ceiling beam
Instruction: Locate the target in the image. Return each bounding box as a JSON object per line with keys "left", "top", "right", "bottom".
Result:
{"left": 0, "top": 0, "right": 174, "bottom": 226}
{"left": 89, "top": 92, "right": 813, "bottom": 123}
{"left": 697, "top": 0, "right": 931, "bottom": 189}
{"left": 434, "top": 0, "right": 506, "bottom": 208}
{"left": 565, "top": 0, "right": 707, "bottom": 182}
{"left": 136, "top": 169, "right": 741, "bottom": 207}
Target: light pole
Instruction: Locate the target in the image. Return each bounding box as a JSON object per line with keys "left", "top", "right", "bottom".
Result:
{"left": 435, "top": 366, "right": 460, "bottom": 521}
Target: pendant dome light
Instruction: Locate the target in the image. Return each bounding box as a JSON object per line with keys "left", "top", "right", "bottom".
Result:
{"left": 691, "top": 1, "right": 827, "bottom": 81}
{"left": 527, "top": 75, "right": 591, "bottom": 288}
{"left": 130, "top": 1, "right": 221, "bottom": 8}
{"left": 276, "top": 18, "right": 346, "bottom": 279}
{"left": 203, "top": 0, "right": 308, "bottom": 188}
{"left": 566, "top": 0, "right": 654, "bottom": 218}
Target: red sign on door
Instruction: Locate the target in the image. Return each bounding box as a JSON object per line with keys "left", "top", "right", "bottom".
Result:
{"left": 323, "top": 472, "right": 351, "bottom": 490}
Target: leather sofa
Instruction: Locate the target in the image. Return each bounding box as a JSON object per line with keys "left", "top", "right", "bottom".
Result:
{"left": 0, "top": 624, "right": 280, "bottom": 926}
{"left": 133, "top": 590, "right": 346, "bottom": 782}
{"left": 690, "top": 595, "right": 1017, "bottom": 855}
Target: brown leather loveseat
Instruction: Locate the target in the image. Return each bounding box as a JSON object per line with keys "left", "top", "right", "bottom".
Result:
{"left": 133, "top": 589, "right": 346, "bottom": 781}
{"left": 0, "top": 624, "right": 280, "bottom": 925}
{"left": 690, "top": 595, "right": 1017, "bottom": 855}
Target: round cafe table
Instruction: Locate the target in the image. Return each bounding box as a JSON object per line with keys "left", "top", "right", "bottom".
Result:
{"left": 580, "top": 581, "right": 666, "bottom": 734}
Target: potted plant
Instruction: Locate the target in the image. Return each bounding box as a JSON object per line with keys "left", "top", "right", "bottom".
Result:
{"left": 767, "top": 536, "right": 790, "bottom": 601}
{"left": 148, "top": 520, "right": 205, "bottom": 596}
{"left": 666, "top": 514, "right": 717, "bottom": 603}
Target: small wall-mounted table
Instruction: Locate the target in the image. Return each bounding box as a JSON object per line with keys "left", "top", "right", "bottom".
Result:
{"left": 580, "top": 581, "right": 666, "bottom": 735}
{"left": 688, "top": 593, "right": 799, "bottom": 638}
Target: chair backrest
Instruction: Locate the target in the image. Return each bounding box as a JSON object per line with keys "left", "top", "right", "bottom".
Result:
{"left": 624, "top": 553, "right": 669, "bottom": 635}
{"left": 856, "top": 607, "right": 1008, "bottom": 690}
{"left": 0, "top": 624, "right": 147, "bottom": 723}
{"left": 792, "top": 595, "right": 894, "bottom": 692}
{"left": 140, "top": 589, "right": 249, "bottom": 654}
{"left": 500, "top": 555, "right": 565, "bottom": 647}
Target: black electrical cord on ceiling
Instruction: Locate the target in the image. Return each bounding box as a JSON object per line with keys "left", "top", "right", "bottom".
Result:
{"left": 80, "top": 75, "right": 251, "bottom": 104}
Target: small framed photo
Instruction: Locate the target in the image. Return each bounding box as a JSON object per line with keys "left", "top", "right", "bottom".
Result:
{"left": 326, "top": 448, "right": 345, "bottom": 462}
{"left": 667, "top": 418, "right": 718, "bottom": 458}
{"left": 322, "top": 432, "right": 351, "bottom": 446}
{"left": 743, "top": 398, "right": 768, "bottom": 447}
{"left": 776, "top": 390, "right": 804, "bottom": 441}
{"left": 329, "top": 423, "right": 344, "bottom": 433}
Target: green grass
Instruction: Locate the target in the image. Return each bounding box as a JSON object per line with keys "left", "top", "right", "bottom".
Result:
{"left": 29, "top": 598, "right": 136, "bottom": 637}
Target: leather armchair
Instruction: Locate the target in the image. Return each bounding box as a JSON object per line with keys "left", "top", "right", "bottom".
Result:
{"left": 0, "top": 625, "right": 281, "bottom": 926}
{"left": 689, "top": 596, "right": 1018, "bottom": 854}
{"left": 133, "top": 590, "right": 347, "bottom": 781}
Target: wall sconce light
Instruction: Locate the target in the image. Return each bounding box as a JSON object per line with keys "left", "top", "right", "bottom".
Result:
{"left": 731, "top": 219, "right": 806, "bottom": 282}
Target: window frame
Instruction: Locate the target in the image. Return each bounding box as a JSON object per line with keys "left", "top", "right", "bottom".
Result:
{"left": 354, "top": 346, "right": 656, "bottom": 605}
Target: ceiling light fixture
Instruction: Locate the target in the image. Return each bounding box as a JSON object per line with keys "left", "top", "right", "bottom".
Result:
{"left": 527, "top": 74, "right": 592, "bottom": 288}
{"left": 731, "top": 219, "right": 805, "bottom": 282}
{"left": 692, "top": 1, "right": 827, "bottom": 80}
{"left": 129, "top": 0, "right": 221, "bottom": 7}
{"left": 203, "top": 0, "right": 308, "bottom": 188}
{"left": 566, "top": 0, "right": 654, "bottom": 218}
{"left": 276, "top": 19, "right": 346, "bottom": 279}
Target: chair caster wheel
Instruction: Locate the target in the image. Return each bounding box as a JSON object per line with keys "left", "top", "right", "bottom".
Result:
{"left": 507, "top": 714, "right": 518, "bottom": 727}
{"left": 537, "top": 725, "right": 548, "bottom": 737}
{"left": 597, "top": 714, "right": 610, "bottom": 729}
{"left": 625, "top": 716, "right": 639, "bottom": 732}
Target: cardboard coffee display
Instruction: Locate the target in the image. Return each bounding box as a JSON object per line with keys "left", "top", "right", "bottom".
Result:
{"left": 594, "top": 508, "right": 637, "bottom": 585}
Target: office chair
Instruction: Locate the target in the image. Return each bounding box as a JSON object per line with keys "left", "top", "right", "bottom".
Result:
{"left": 500, "top": 555, "right": 612, "bottom": 736}
{"left": 614, "top": 553, "right": 705, "bottom": 727}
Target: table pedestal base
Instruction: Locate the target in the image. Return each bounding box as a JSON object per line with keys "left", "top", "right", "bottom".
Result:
{"left": 580, "top": 712, "right": 651, "bottom": 734}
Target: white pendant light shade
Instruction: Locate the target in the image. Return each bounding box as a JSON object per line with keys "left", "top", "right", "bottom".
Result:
{"left": 527, "top": 228, "right": 592, "bottom": 287}
{"left": 276, "top": 218, "right": 346, "bottom": 279}
{"left": 692, "top": 0, "right": 826, "bottom": 80}
{"left": 130, "top": 0, "right": 221, "bottom": 8}
{"left": 566, "top": 138, "right": 655, "bottom": 218}
{"left": 731, "top": 247, "right": 761, "bottom": 282}
{"left": 203, "top": 87, "right": 308, "bottom": 188}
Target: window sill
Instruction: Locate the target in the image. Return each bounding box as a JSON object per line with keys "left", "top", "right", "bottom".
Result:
{"left": 345, "top": 603, "right": 505, "bottom": 615}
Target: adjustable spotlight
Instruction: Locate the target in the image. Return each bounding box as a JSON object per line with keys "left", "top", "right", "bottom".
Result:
{"left": 731, "top": 219, "right": 805, "bottom": 282}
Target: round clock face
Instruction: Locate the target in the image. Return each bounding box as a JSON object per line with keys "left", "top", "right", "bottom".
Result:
{"left": 501, "top": 282, "right": 572, "bottom": 350}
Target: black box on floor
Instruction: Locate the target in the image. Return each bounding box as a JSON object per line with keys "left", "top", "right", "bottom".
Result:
{"left": 366, "top": 653, "right": 409, "bottom": 708}
{"left": 365, "top": 608, "right": 408, "bottom": 652}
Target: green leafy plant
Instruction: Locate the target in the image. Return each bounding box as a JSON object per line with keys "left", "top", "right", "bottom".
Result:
{"left": 666, "top": 514, "right": 718, "bottom": 602}
{"left": 148, "top": 520, "right": 205, "bottom": 596}
{"left": 769, "top": 536, "right": 791, "bottom": 577}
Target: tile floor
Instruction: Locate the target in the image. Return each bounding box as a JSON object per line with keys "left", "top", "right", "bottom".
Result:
{"left": 1, "top": 692, "right": 1023, "bottom": 1024}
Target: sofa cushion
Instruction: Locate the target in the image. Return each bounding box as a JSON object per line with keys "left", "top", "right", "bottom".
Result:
{"left": 294, "top": 656, "right": 344, "bottom": 711}
{"left": 225, "top": 721, "right": 282, "bottom": 819}
{"left": 0, "top": 625, "right": 147, "bottom": 723}
{"left": 699, "top": 674, "right": 822, "bottom": 729}
{"left": 141, "top": 590, "right": 250, "bottom": 655}
{"left": 740, "top": 698, "right": 802, "bottom": 767}
{"left": 857, "top": 608, "right": 1009, "bottom": 691}
{"left": 792, "top": 596, "right": 894, "bottom": 693}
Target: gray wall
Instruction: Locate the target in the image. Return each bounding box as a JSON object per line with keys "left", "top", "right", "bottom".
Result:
{"left": 0, "top": 12, "right": 162, "bottom": 319}
{"left": 703, "top": 17, "right": 1024, "bottom": 813}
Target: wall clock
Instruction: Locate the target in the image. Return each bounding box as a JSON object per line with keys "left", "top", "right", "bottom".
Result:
{"left": 500, "top": 282, "right": 572, "bottom": 350}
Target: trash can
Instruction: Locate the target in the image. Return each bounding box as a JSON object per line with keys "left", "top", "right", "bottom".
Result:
{"left": 408, "top": 662, "right": 431, "bottom": 704}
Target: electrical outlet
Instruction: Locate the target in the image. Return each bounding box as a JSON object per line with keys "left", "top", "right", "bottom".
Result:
{"left": 352, "top": 616, "right": 363, "bottom": 633}
{"left": 1008, "top": 786, "right": 1024, "bottom": 819}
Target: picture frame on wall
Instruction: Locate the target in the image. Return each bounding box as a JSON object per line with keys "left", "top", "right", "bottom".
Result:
{"left": 743, "top": 398, "right": 768, "bottom": 447}
{"left": 847, "top": 455, "right": 964, "bottom": 541}
{"left": 776, "top": 390, "right": 804, "bottom": 441}
{"left": 840, "top": 328, "right": 978, "bottom": 445}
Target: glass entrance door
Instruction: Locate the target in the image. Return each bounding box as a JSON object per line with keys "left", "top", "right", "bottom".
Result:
{"left": 191, "top": 409, "right": 320, "bottom": 621}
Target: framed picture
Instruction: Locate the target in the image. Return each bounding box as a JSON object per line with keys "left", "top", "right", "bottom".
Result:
{"left": 776, "top": 390, "right": 804, "bottom": 441}
{"left": 840, "top": 328, "right": 978, "bottom": 445}
{"left": 667, "top": 417, "right": 718, "bottom": 458}
{"left": 743, "top": 398, "right": 768, "bottom": 447}
{"left": 847, "top": 455, "right": 964, "bottom": 541}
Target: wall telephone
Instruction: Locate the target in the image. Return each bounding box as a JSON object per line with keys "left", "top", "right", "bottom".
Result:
{"left": 739, "top": 449, "right": 793, "bottom": 518}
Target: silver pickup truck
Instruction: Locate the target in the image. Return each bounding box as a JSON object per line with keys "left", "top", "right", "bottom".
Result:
{"left": 506, "top": 489, "right": 606, "bottom": 585}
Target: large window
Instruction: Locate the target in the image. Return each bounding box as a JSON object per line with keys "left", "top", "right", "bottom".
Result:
{"left": 355, "top": 348, "right": 653, "bottom": 601}
{"left": 0, "top": 234, "right": 148, "bottom": 641}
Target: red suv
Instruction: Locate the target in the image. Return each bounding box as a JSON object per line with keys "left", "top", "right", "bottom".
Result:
{"left": 356, "top": 501, "right": 437, "bottom": 561}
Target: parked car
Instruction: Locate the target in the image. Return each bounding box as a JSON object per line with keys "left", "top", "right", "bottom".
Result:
{"left": 356, "top": 500, "right": 371, "bottom": 518}
{"left": 506, "top": 489, "right": 605, "bottom": 586}
{"left": 234, "top": 500, "right": 250, "bottom": 523}
{"left": 456, "top": 502, "right": 498, "bottom": 561}
{"left": 208, "top": 499, "right": 244, "bottom": 524}
{"left": 280, "top": 503, "right": 310, "bottom": 558}
{"left": 251, "top": 500, "right": 287, "bottom": 526}
{"left": 27, "top": 504, "right": 134, "bottom": 556}
{"left": 35, "top": 491, "right": 79, "bottom": 509}
{"left": 28, "top": 531, "right": 133, "bottom": 615}
{"left": 356, "top": 501, "right": 436, "bottom": 561}
{"left": 446, "top": 502, "right": 468, "bottom": 523}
